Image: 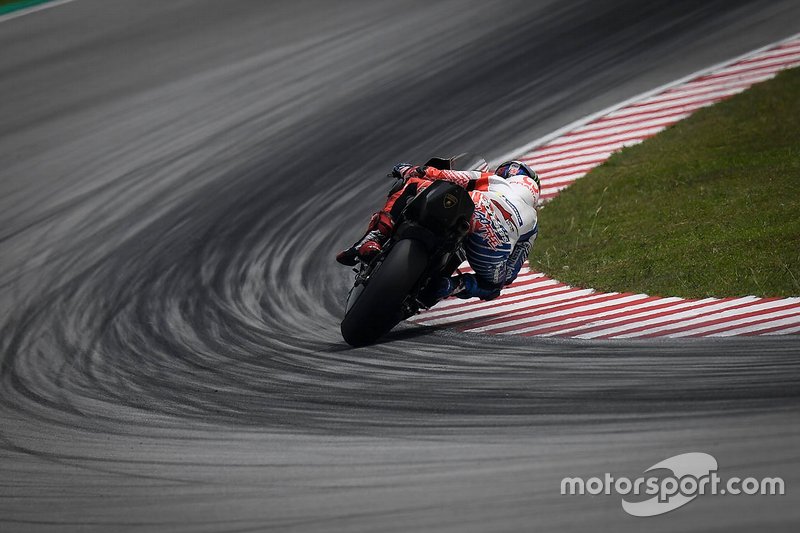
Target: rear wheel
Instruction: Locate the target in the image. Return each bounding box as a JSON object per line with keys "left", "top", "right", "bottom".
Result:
{"left": 341, "top": 239, "right": 428, "bottom": 346}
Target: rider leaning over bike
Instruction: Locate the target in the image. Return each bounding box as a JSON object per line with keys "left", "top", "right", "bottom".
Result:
{"left": 337, "top": 160, "right": 540, "bottom": 302}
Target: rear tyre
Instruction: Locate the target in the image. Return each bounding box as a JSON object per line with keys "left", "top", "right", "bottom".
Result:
{"left": 341, "top": 239, "right": 428, "bottom": 346}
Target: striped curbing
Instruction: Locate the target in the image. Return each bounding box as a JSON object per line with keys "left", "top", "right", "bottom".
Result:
{"left": 411, "top": 34, "right": 800, "bottom": 339}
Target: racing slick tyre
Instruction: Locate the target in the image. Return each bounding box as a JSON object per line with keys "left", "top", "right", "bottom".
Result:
{"left": 341, "top": 238, "right": 428, "bottom": 346}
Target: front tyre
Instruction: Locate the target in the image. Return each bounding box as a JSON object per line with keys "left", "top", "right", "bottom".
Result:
{"left": 341, "top": 239, "right": 428, "bottom": 346}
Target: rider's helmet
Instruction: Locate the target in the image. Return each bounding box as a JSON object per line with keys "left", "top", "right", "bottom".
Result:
{"left": 495, "top": 160, "right": 540, "bottom": 207}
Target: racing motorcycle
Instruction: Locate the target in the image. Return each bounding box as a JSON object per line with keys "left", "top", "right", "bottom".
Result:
{"left": 341, "top": 155, "right": 484, "bottom": 346}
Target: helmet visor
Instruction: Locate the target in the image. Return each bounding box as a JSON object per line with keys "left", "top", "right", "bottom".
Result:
{"left": 496, "top": 160, "right": 540, "bottom": 187}
{"left": 496, "top": 161, "right": 523, "bottom": 178}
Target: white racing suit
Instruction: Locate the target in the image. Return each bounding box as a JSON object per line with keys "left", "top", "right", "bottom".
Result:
{"left": 412, "top": 168, "right": 539, "bottom": 300}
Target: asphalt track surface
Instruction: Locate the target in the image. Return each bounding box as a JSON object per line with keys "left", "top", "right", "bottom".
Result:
{"left": 1, "top": 1, "right": 800, "bottom": 531}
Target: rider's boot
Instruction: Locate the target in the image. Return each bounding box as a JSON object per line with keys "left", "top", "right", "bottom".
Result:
{"left": 336, "top": 211, "right": 394, "bottom": 266}
{"left": 423, "top": 275, "right": 466, "bottom": 302}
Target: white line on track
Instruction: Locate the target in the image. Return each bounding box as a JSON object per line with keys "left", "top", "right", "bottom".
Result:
{"left": 562, "top": 112, "right": 693, "bottom": 139}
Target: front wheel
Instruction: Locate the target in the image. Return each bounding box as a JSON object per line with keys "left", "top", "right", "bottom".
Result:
{"left": 341, "top": 239, "right": 429, "bottom": 346}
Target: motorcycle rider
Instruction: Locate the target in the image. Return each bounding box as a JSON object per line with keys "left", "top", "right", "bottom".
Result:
{"left": 336, "top": 160, "right": 540, "bottom": 301}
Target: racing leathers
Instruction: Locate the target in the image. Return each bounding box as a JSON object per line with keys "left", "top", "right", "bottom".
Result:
{"left": 383, "top": 166, "right": 538, "bottom": 300}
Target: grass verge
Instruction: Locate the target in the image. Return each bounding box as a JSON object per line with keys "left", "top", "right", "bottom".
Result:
{"left": 0, "top": 0, "right": 53, "bottom": 15}
{"left": 530, "top": 67, "right": 800, "bottom": 298}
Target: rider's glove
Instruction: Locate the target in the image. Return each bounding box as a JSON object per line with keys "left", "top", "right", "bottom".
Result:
{"left": 455, "top": 274, "right": 502, "bottom": 301}
{"left": 392, "top": 163, "right": 425, "bottom": 180}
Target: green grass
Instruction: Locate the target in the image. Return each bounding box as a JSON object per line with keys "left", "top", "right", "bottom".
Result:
{"left": 530, "top": 67, "right": 800, "bottom": 299}
{"left": 0, "top": 0, "right": 52, "bottom": 14}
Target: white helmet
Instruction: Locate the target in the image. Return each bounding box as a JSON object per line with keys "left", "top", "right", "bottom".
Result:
{"left": 507, "top": 175, "right": 540, "bottom": 208}
{"left": 495, "top": 160, "right": 540, "bottom": 208}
